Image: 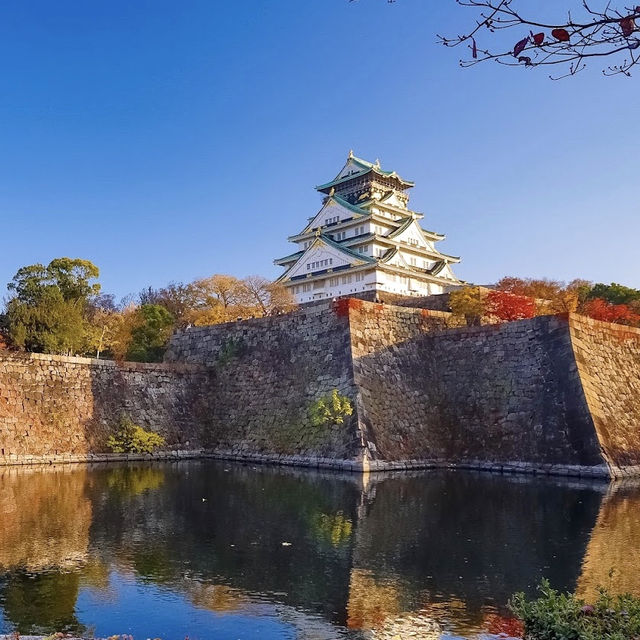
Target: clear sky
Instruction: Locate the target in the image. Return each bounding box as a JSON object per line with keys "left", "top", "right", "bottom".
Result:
{"left": 1, "top": 0, "right": 638, "bottom": 300}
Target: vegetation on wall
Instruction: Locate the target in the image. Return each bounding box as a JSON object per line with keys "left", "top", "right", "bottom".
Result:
{"left": 308, "top": 390, "right": 354, "bottom": 428}
{"left": 510, "top": 579, "right": 640, "bottom": 640}
{"left": 106, "top": 416, "right": 166, "bottom": 454}
{"left": 216, "top": 337, "right": 247, "bottom": 368}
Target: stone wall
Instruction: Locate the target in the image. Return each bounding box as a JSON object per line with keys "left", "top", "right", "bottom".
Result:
{"left": 165, "top": 302, "right": 362, "bottom": 459}
{"left": 349, "top": 305, "right": 606, "bottom": 472}
{"left": 0, "top": 352, "right": 212, "bottom": 463}
{"left": 569, "top": 315, "right": 640, "bottom": 470}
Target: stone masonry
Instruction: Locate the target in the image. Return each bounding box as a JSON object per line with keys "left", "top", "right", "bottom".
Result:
{"left": 0, "top": 353, "right": 212, "bottom": 464}
{"left": 1, "top": 299, "right": 640, "bottom": 477}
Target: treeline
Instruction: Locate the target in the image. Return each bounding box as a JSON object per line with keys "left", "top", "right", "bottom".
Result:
{"left": 450, "top": 277, "right": 640, "bottom": 326}
{"left": 0, "top": 258, "right": 296, "bottom": 361}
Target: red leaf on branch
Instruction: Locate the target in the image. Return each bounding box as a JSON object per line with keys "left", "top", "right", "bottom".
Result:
{"left": 532, "top": 32, "right": 545, "bottom": 46}
{"left": 551, "top": 28, "right": 570, "bottom": 42}
{"left": 513, "top": 36, "right": 529, "bottom": 57}
{"left": 620, "top": 17, "right": 636, "bottom": 37}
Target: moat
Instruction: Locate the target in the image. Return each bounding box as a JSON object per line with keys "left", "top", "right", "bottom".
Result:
{"left": 1, "top": 462, "right": 639, "bottom": 640}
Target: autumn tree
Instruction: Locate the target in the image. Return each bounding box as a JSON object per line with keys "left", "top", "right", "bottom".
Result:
{"left": 486, "top": 289, "right": 536, "bottom": 321}
{"left": 449, "top": 286, "right": 488, "bottom": 325}
{"left": 581, "top": 298, "right": 640, "bottom": 325}
{"left": 138, "top": 282, "right": 200, "bottom": 328}
{"left": 495, "top": 277, "right": 590, "bottom": 314}
{"left": 438, "top": 1, "right": 640, "bottom": 77}
{"left": 241, "top": 276, "right": 297, "bottom": 316}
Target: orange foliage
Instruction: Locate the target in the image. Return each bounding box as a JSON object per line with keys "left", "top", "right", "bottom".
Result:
{"left": 487, "top": 290, "right": 536, "bottom": 322}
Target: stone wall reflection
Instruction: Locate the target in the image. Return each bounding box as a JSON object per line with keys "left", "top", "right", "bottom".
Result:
{"left": 577, "top": 484, "right": 640, "bottom": 601}
{"left": 0, "top": 466, "right": 91, "bottom": 571}
{"left": 346, "top": 473, "right": 603, "bottom": 636}
{"left": 0, "top": 466, "right": 92, "bottom": 633}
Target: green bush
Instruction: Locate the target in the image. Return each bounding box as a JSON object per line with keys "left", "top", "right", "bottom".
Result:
{"left": 510, "top": 579, "right": 640, "bottom": 640}
{"left": 309, "top": 389, "right": 353, "bottom": 428}
{"left": 106, "top": 415, "right": 166, "bottom": 454}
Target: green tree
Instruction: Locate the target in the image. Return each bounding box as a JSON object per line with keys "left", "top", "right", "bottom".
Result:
{"left": 8, "top": 258, "right": 100, "bottom": 305}
{"left": 5, "top": 258, "right": 101, "bottom": 355}
{"left": 587, "top": 282, "right": 640, "bottom": 306}
{"left": 126, "top": 304, "right": 175, "bottom": 362}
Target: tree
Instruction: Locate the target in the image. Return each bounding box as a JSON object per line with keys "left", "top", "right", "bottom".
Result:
{"left": 8, "top": 258, "right": 100, "bottom": 305}
{"left": 586, "top": 282, "right": 640, "bottom": 305}
{"left": 495, "top": 276, "right": 589, "bottom": 314}
{"left": 107, "top": 304, "right": 141, "bottom": 361}
{"left": 486, "top": 289, "right": 536, "bottom": 321}
{"left": 5, "top": 258, "right": 101, "bottom": 354}
{"left": 582, "top": 297, "right": 640, "bottom": 325}
{"left": 6, "top": 288, "right": 86, "bottom": 354}
{"left": 194, "top": 275, "right": 247, "bottom": 310}
{"left": 449, "top": 286, "right": 488, "bottom": 325}
{"left": 138, "top": 282, "right": 200, "bottom": 328}
{"left": 438, "top": 1, "right": 640, "bottom": 77}
{"left": 241, "top": 276, "right": 297, "bottom": 316}
{"left": 126, "top": 304, "right": 175, "bottom": 362}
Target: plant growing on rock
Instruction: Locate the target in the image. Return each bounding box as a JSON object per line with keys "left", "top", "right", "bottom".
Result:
{"left": 509, "top": 579, "right": 640, "bottom": 640}
{"left": 106, "top": 415, "right": 166, "bottom": 454}
{"left": 308, "top": 390, "right": 353, "bottom": 428}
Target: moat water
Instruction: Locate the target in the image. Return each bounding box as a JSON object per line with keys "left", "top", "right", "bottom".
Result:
{"left": 0, "top": 461, "right": 638, "bottom": 640}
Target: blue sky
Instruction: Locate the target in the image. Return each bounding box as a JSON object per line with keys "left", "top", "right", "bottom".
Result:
{"left": 1, "top": 0, "right": 638, "bottom": 300}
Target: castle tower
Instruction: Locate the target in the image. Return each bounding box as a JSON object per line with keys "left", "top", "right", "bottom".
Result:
{"left": 274, "top": 152, "right": 461, "bottom": 304}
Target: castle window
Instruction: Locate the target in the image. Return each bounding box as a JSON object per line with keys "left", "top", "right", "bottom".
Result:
{"left": 329, "top": 277, "right": 339, "bottom": 286}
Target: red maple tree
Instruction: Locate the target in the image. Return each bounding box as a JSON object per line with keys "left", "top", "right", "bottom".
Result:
{"left": 487, "top": 290, "right": 536, "bottom": 322}
{"left": 581, "top": 298, "right": 640, "bottom": 326}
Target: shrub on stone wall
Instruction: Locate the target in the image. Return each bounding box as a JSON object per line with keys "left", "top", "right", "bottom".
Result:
{"left": 509, "top": 579, "right": 640, "bottom": 640}
{"left": 308, "top": 390, "right": 353, "bottom": 428}
{"left": 106, "top": 415, "right": 166, "bottom": 454}
{"left": 216, "top": 337, "right": 246, "bottom": 367}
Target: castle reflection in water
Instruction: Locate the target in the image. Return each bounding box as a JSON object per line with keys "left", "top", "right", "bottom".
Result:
{"left": 0, "top": 462, "right": 638, "bottom": 640}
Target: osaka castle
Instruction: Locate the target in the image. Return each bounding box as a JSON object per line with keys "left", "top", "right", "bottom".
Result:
{"left": 274, "top": 151, "right": 462, "bottom": 304}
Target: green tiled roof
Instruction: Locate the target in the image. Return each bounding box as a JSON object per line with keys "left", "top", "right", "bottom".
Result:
{"left": 316, "top": 153, "right": 415, "bottom": 192}
{"left": 320, "top": 233, "right": 377, "bottom": 263}
{"left": 387, "top": 216, "right": 415, "bottom": 239}
{"left": 332, "top": 194, "right": 370, "bottom": 216}
{"left": 273, "top": 250, "right": 304, "bottom": 266}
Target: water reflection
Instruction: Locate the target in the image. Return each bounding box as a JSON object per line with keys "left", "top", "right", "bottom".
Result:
{"left": 0, "top": 462, "right": 636, "bottom": 639}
